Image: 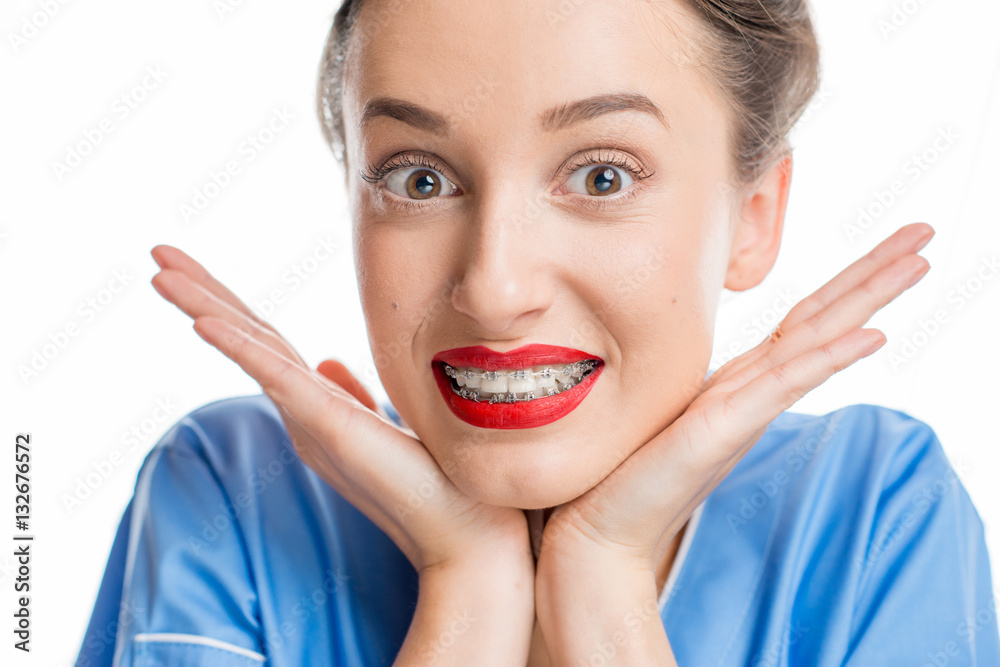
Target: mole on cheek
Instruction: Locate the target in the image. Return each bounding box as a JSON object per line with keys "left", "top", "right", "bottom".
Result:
{"left": 392, "top": 302, "right": 399, "bottom": 309}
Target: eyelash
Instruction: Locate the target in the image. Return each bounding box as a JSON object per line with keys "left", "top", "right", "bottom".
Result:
{"left": 359, "top": 150, "right": 655, "bottom": 214}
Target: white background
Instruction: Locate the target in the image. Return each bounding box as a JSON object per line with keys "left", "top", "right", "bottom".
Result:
{"left": 2, "top": 0, "right": 999, "bottom": 664}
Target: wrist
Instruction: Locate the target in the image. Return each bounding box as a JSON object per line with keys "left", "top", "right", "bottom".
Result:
{"left": 535, "top": 549, "right": 675, "bottom": 665}
{"left": 395, "top": 552, "right": 535, "bottom": 666}
{"left": 419, "top": 547, "right": 535, "bottom": 605}
{"left": 536, "top": 546, "right": 655, "bottom": 619}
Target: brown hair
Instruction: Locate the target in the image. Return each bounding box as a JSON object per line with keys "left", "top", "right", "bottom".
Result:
{"left": 316, "top": 0, "right": 820, "bottom": 185}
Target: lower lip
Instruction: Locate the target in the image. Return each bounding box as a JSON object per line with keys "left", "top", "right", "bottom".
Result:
{"left": 432, "top": 362, "right": 604, "bottom": 429}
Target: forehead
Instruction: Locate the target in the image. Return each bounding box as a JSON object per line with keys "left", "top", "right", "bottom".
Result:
{"left": 342, "top": 0, "right": 722, "bottom": 143}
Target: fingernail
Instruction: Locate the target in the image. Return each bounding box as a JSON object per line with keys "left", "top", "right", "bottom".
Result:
{"left": 906, "top": 259, "right": 931, "bottom": 288}
{"left": 913, "top": 224, "right": 935, "bottom": 252}
{"left": 863, "top": 333, "right": 887, "bottom": 357}
{"left": 150, "top": 247, "right": 166, "bottom": 268}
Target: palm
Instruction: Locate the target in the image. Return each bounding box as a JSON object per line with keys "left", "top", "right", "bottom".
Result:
{"left": 149, "top": 244, "right": 530, "bottom": 574}
{"left": 539, "top": 222, "right": 936, "bottom": 566}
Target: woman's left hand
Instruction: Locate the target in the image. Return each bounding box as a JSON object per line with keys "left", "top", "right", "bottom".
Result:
{"left": 532, "top": 222, "right": 935, "bottom": 663}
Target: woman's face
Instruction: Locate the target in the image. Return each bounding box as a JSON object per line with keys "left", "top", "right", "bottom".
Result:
{"left": 340, "top": 0, "right": 783, "bottom": 509}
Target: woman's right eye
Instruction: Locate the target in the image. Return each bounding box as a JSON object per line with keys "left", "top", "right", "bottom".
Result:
{"left": 384, "top": 167, "right": 460, "bottom": 201}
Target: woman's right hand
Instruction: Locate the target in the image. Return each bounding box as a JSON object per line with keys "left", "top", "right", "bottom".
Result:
{"left": 148, "top": 244, "right": 532, "bottom": 577}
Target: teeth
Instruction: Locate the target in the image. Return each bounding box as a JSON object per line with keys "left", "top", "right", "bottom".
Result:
{"left": 481, "top": 372, "right": 509, "bottom": 394}
{"left": 443, "top": 360, "right": 599, "bottom": 403}
{"left": 459, "top": 369, "right": 481, "bottom": 389}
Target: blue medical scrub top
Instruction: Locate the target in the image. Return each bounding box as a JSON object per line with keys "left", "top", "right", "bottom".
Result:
{"left": 74, "top": 394, "right": 1000, "bottom": 666}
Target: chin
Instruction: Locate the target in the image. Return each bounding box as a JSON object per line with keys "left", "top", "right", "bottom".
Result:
{"left": 437, "top": 439, "right": 618, "bottom": 510}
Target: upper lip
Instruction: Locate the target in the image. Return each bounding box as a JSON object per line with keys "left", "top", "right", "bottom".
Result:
{"left": 432, "top": 344, "right": 603, "bottom": 371}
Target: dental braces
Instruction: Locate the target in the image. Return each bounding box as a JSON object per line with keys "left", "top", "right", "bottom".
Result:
{"left": 454, "top": 383, "right": 571, "bottom": 404}
{"left": 442, "top": 360, "right": 598, "bottom": 403}
{"left": 442, "top": 359, "right": 597, "bottom": 381}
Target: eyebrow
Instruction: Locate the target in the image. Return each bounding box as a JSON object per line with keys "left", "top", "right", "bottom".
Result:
{"left": 360, "top": 92, "right": 669, "bottom": 135}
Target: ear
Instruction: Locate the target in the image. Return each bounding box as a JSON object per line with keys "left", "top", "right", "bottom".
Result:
{"left": 724, "top": 153, "right": 793, "bottom": 291}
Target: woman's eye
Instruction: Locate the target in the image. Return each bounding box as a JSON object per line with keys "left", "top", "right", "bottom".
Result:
{"left": 384, "top": 167, "right": 459, "bottom": 201}
{"left": 563, "top": 165, "right": 635, "bottom": 196}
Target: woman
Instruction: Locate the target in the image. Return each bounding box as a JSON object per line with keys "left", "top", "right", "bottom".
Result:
{"left": 75, "top": 0, "right": 999, "bottom": 665}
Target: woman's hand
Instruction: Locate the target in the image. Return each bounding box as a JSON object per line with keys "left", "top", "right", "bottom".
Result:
{"left": 532, "top": 222, "right": 936, "bottom": 664}
{"left": 149, "top": 245, "right": 535, "bottom": 665}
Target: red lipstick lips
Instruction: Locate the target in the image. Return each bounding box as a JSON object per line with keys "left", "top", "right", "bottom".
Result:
{"left": 431, "top": 344, "right": 604, "bottom": 429}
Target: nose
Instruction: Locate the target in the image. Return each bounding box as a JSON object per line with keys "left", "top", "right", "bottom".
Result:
{"left": 450, "top": 186, "right": 554, "bottom": 334}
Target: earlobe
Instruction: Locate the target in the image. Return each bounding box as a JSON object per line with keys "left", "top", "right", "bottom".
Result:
{"left": 724, "top": 154, "right": 793, "bottom": 292}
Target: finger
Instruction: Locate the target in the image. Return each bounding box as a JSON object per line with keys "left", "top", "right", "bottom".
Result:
{"left": 153, "top": 269, "right": 308, "bottom": 367}
{"left": 193, "top": 316, "right": 447, "bottom": 537}
{"left": 781, "top": 222, "right": 933, "bottom": 330}
{"left": 713, "top": 252, "right": 928, "bottom": 394}
{"left": 196, "top": 321, "right": 432, "bottom": 563}
{"left": 192, "top": 316, "right": 379, "bottom": 448}
{"left": 697, "top": 327, "right": 885, "bottom": 469}
{"left": 194, "top": 316, "right": 410, "bottom": 456}
{"left": 578, "top": 326, "right": 885, "bottom": 547}
{"left": 152, "top": 268, "right": 251, "bottom": 328}
{"left": 620, "top": 326, "right": 885, "bottom": 533}
{"left": 317, "top": 359, "right": 383, "bottom": 415}
{"left": 575, "top": 326, "right": 886, "bottom": 558}
{"left": 706, "top": 223, "right": 932, "bottom": 389}
{"left": 151, "top": 244, "right": 277, "bottom": 333}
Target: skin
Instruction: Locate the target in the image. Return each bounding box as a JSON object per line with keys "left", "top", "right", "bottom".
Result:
{"left": 149, "top": 0, "right": 936, "bottom": 663}
{"left": 342, "top": 0, "right": 742, "bottom": 511}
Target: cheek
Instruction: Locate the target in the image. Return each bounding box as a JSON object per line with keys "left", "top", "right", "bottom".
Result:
{"left": 356, "top": 224, "right": 447, "bottom": 309}
{"left": 355, "top": 229, "right": 437, "bottom": 364}
{"left": 589, "top": 223, "right": 718, "bottom": 341}
{"left": 602, "top": 241, "right": 713, "bottom": 379}
{"left": 588, "top": 200, "right": 726, "bottom": 412}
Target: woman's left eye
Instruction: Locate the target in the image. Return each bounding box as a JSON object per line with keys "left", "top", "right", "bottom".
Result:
{"left": 562, "top": 163, "right": 636, "bottom": 197}
{"left": 384, "top": 167, "right": 459, "bottom": 201}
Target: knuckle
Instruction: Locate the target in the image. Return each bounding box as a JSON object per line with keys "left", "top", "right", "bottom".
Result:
{"left": 770, "top": 362, "right": 790, "bottom": 387}
{"left": 826, "top": 339, "right": 853, "bottom": 373}
{"left": 785, "top": 297, "right": 811, "bottom": 322}
{"left": 801, "top": 312, "right": 824, "bottom": 338}
{"left": 263, "top": 354, "right": 300, "bottom": 393}
{"left": 858, "top": 275, "right": 879, "bottom": 300}
{"left": 223, "top": 325, "right": 252, "bottom": 356}
{"left": 232, "top": 318, "right": 258, "bottom": 341}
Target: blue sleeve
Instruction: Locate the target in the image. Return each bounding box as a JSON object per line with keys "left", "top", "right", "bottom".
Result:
{"left": 91, "top": 418, "right": 268, "bottom": 667}
{"left": 843, "top": 418, "right": 1000, "bottom": 665}
{"left": 74, "top": 497, "right": 135, "bottom": 667}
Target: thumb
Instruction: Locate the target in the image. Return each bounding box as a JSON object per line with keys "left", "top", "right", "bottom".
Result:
{"left": 316, "top": 359, "right": 381, "bottom": 415}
